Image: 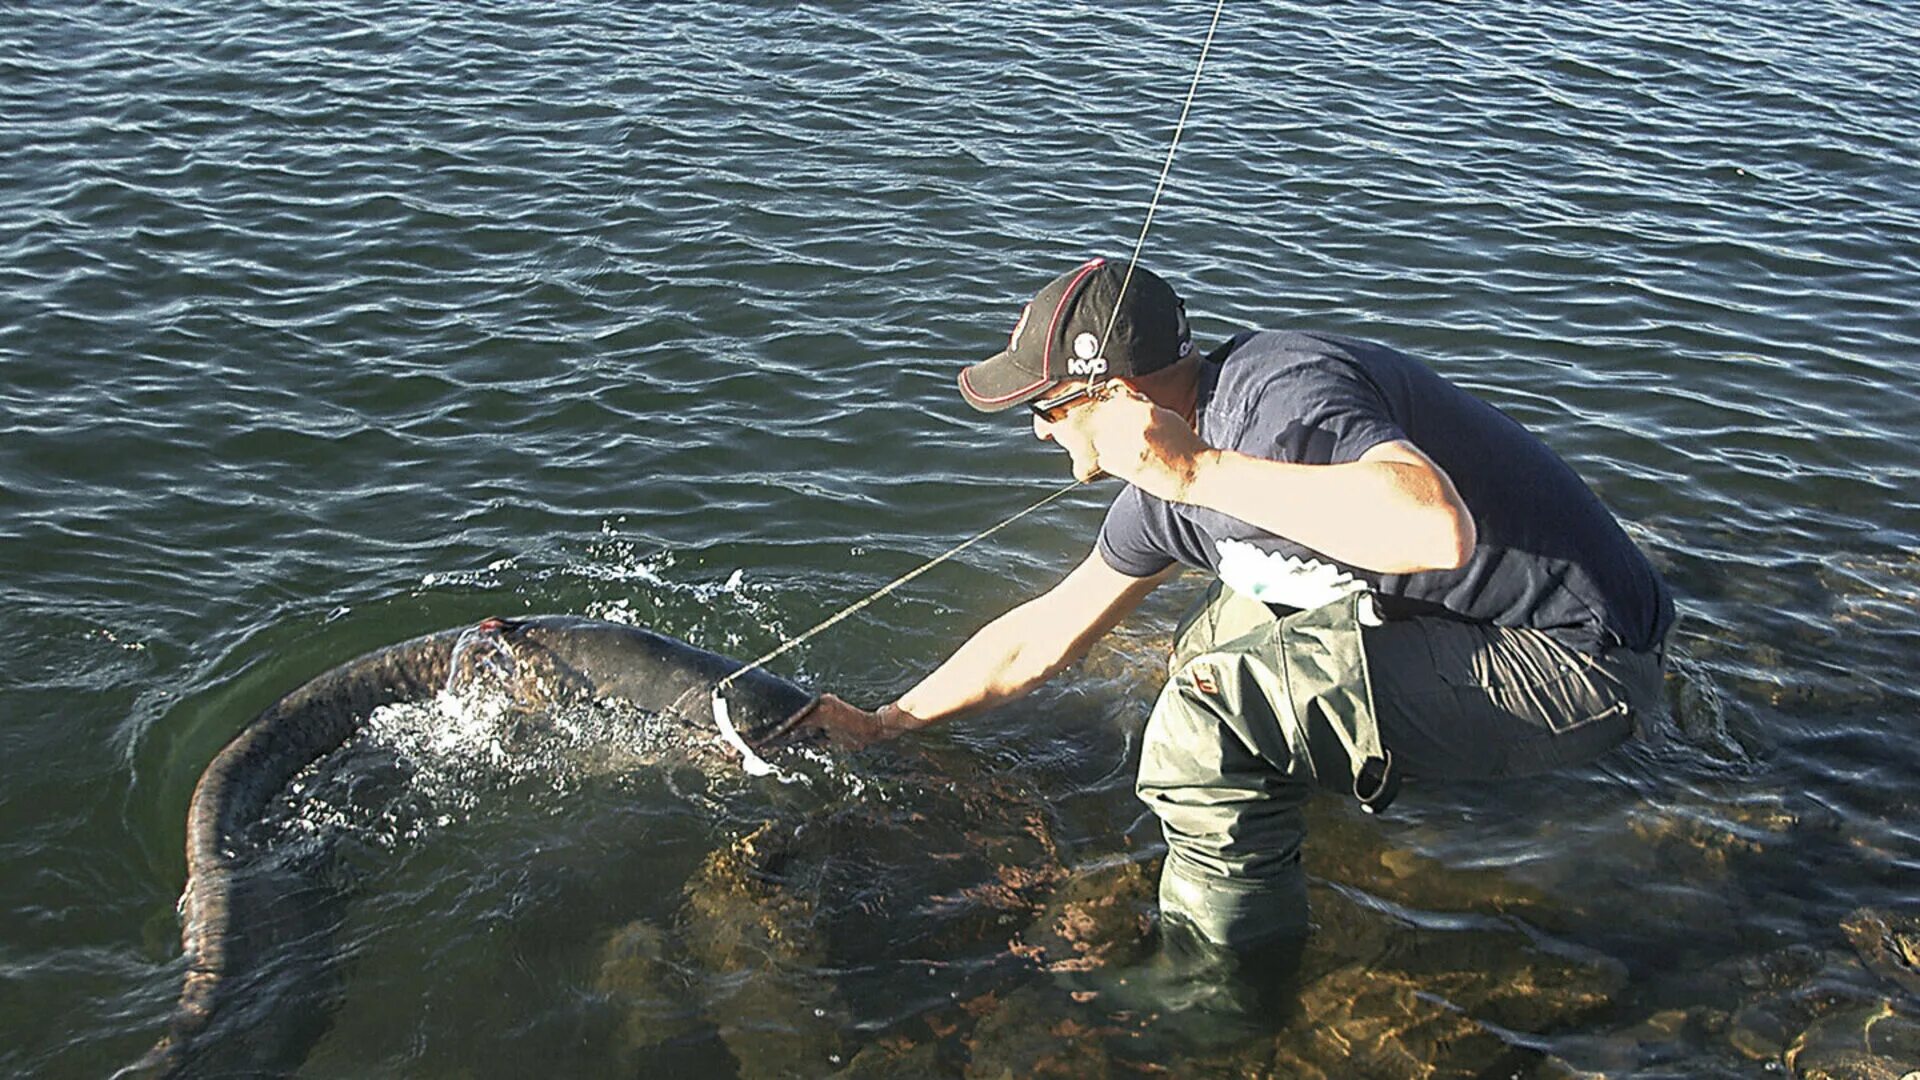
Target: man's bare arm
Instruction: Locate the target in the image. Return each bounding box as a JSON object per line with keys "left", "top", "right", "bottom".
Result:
{"left": 795, "top": 551, "right": 1173, "bottom": 746}
{"left": 895, "top": 551, "right": 1174, "bottom": 723}
{"left": 1054, "top": 391, "right": 1475, "bottom": 574}
{"left": 1182, "top": 440, "right": 1475, "bottom": 574}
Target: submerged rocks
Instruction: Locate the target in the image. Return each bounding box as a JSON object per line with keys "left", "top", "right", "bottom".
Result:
{"left": 586, "top": 766, "right": 1688, "bottom": 1078}
{"left": 1843, "top": 908, "right": 1920, "bottom": 1000}
{"left": 591, "top": 766, "right": 1081, "bottom": 1078}
{"left": 831, "top": 1034, "right": 947, "bottom": 1078}
{"left": 1008, "top": 860, "right": 1155, "bottom": 975}
{"left": 1234, "top": 883, "right": 1625, "bottom": 1079}
{"left": 1554, "top": 927, "right": 1920, "bottom": 1079}
{"left": 963, "top": 985, "right": 1116, "bottom": 1080}
{"left": 1302, "top": 800, "right": 1570, "bottom": 935}
{"left": 977, "top": 868, "right": 1626, "bottom": 1080}
{"left": 593, "top": 919, "right": 700, "bottom": 1057}
{"left": 1258, "top": 965, "right": 1528, "bottom": 1080}
{"left": 682, "top": 822, "right": 822, "bottom": 971}
{"left": 591, "top": 822, "right": 844, "bottom": 1078}
{"left": 679, "top": 823, "right": 844, "bottom": 1079}
{"left": 1718, "top": 921, "right": 1920, "bottom": 1079}
{"left": 1783, "top": 1002, "right": 1920, "bottom": 1080}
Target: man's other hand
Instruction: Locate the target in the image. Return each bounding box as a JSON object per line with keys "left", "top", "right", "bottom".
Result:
{"left": 1050, "top": 387, "right": 1208, "bottom": 499}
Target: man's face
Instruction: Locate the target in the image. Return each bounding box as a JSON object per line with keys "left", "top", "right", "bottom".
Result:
{"left": 1029, "top": 379, "right": 1109, "bottom": 480}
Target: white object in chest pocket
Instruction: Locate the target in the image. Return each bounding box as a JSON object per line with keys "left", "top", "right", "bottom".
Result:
{"left": 1215, "top": 539, "right": 1380, "bottom": 625}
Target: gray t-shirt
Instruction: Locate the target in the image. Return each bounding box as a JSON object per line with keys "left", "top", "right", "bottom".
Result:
{"left": 1097, "top": 330, "right": 1673, "bottom": 653}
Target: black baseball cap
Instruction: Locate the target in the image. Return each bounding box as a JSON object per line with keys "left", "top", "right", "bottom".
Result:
{"left": 958, "top": 257, "right": 1192, "bottom": 413}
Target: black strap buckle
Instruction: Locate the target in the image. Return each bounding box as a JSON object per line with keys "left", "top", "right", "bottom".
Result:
{"left": 1354, "top": 750, "right": 1400, "bottom": 815}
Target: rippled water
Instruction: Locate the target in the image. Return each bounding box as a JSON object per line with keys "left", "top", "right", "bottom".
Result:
{"left": 4, "top": 1, "right": 1918, "bottom": 1076}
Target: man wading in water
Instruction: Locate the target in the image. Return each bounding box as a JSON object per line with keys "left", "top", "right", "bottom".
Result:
{"left": 794, "top": 256, "right": 1673, "bottom": 949}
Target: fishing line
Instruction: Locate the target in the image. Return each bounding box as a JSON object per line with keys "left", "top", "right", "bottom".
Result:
{"left": 1094, "top": 0, "right": 1228, "bottom": 385}
{"left": 661, "top": 477, "right": 1087, "bottom": 774}
{"left": 697, "top": 475, "right": 1084, "bottom": 778}
{"left": 712, "top": 477, "right": 1087, "bottom": 698}
{"left": 701, "top": 1, "right": 1228, "bottom": 762}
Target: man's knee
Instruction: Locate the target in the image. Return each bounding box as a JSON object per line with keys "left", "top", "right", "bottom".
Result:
{"left": 1159, "top": 850, "right": 1309, "bottom": 948}
{"left": 1138, "top": 674, "right": 1314, "bottom": 946}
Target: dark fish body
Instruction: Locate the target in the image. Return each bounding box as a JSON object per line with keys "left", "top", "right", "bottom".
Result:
{"left": 121, "top": 616, "right": 815, "bottom": 1078}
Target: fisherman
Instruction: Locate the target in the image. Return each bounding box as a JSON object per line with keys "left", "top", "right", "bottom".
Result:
{"left": 795, "top": 256, "right": 1673, "bottom": 949}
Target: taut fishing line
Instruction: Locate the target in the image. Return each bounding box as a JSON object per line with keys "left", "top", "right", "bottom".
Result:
{"left": 1095, "top": 0, "right": 1228, "bottom": 387}
{"left": 701, "top": 0, "right": 1229, "bottom": 771}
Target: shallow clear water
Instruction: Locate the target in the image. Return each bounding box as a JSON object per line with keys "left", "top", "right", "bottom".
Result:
{"left": 3, "top": 1, "right": 1918, "bottom": 1076}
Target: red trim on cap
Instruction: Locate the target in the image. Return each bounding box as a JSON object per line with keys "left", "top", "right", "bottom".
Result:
{"left": 959, "top": 365, "right": 1050, "bottom": 406}
{"left": 1040, "top": 258, "right": 1105, "bottom": 380}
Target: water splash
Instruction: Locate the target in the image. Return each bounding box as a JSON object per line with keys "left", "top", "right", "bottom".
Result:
{"left": 445, "top": 619, "right": 521, "bottom": 697}
{"left": 419, "top": 556, "right": 518, "bottom": 590}
{"left": 255, "top": 678, "right": 694, "bottom": 857}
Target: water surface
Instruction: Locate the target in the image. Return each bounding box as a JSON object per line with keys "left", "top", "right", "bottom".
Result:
{"left": 3, "top": 1, "right": 1918, "bottom": 1076}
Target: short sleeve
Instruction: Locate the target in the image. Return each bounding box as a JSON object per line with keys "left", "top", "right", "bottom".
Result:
{"left": 1096, "top": 486, "right": 1177, "bottom": 578}
{"left": 1239, "top": 355, "right": 1407, "bottom": 466}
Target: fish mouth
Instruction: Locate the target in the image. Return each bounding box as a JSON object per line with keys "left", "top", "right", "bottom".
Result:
{"left": 747, "top": 696, "right": 827, "bottom": 751}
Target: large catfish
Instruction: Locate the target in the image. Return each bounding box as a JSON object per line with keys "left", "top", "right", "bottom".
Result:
{"left": 120, "top": 615, "right": 815, "bottom": 1077}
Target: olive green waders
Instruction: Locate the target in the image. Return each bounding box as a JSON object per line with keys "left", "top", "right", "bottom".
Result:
{"left": 1140, "top": 581, "right": 1391, "bottom": 948}
{"left": 1138, "top": 580, "right": 1661, "bottom": 948}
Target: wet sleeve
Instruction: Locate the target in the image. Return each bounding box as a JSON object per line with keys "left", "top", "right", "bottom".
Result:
{"left": 1096, "top": 486, "right": 1177, "bottom": 578}
{"left": 1241, "top": 357, "right": 1407, "bottom": 466}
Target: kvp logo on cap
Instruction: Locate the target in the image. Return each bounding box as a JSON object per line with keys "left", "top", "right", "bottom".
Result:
{"left": 1068, "top": 332, "right": 1107, "bottom": 376}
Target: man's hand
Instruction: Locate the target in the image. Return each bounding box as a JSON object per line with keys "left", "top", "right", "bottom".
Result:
{"left": 1050, "top": 387, "right": 1210, "bottom": 501}
{"left": 766, "top": 694, "right": 920, "bottom": 751}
